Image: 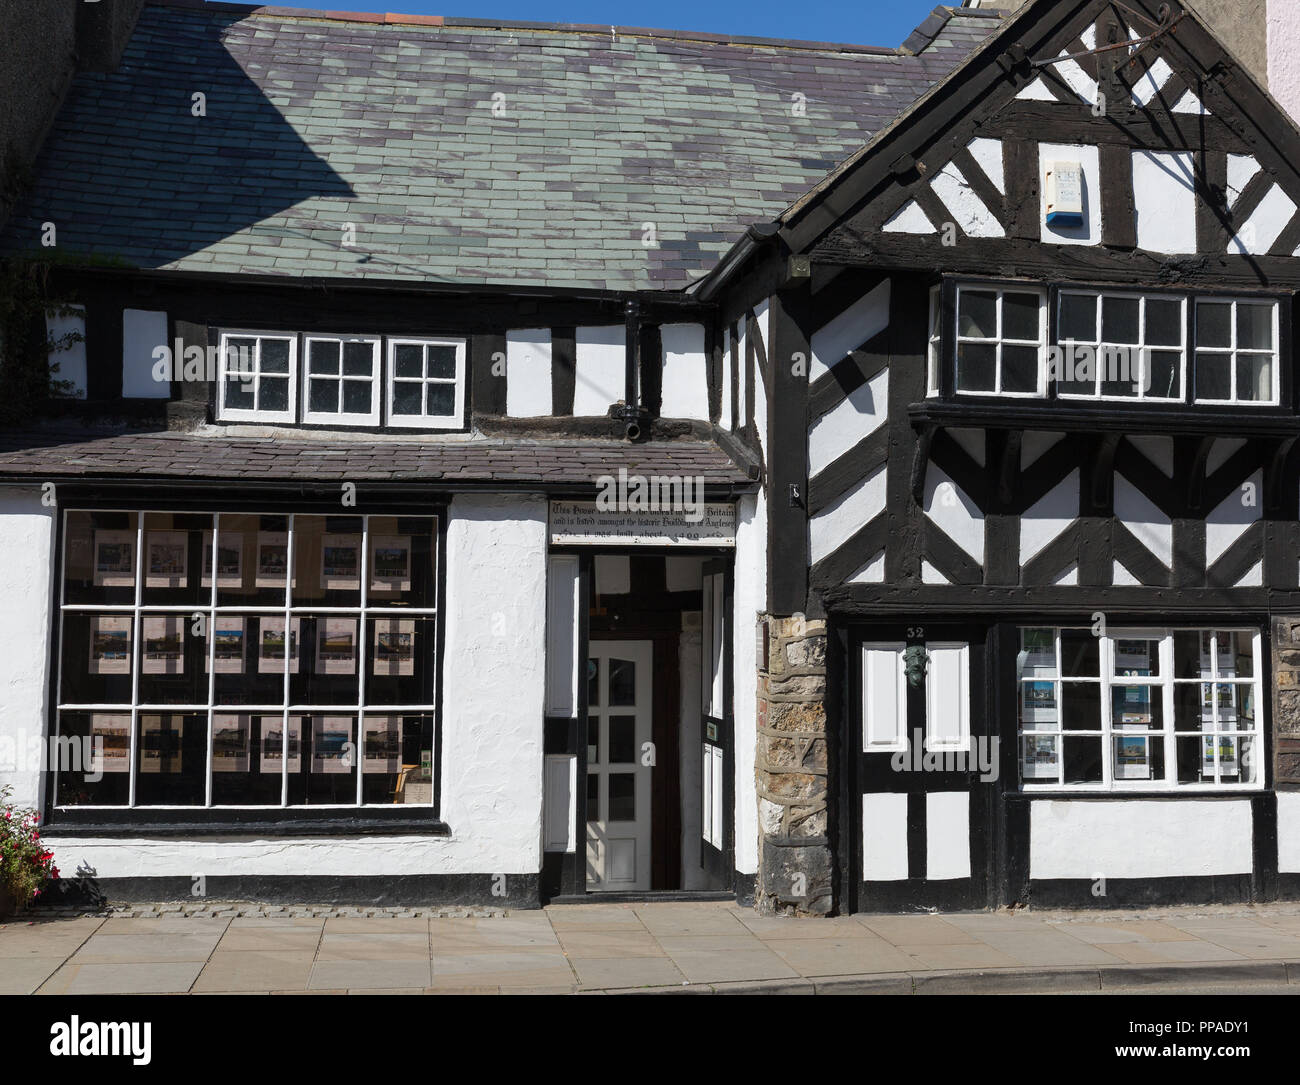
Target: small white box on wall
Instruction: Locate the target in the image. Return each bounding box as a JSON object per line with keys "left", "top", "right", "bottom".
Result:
{"left": 1045, "top": 160, "right": 1084, "bottom": 228}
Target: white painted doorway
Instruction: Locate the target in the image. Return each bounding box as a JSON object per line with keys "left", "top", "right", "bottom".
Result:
{"left": 586, "top": 640, "right": 653, "bottom": 891}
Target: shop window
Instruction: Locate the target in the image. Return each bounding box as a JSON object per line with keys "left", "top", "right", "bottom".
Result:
{"left": 53, "top": 510, "right": 440, "bottom": 812}
{"left": 1016, "top": 626, "right": 1263, "bottom": 792}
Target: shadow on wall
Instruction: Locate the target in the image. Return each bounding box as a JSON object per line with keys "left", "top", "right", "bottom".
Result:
{"left": 1, "top": 5, "right": 355, "bottom": 269}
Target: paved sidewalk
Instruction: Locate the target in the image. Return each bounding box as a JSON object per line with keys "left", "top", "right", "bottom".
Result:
{"left": 7, "top": 901, "right": 1300, "bottom": 994}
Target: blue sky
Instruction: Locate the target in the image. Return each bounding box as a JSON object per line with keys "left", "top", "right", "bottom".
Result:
{"left": 211, "top": 0, "right": 947, "bottom": 47}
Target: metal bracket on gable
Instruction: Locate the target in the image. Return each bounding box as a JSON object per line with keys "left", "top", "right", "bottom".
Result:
{"left": 1029, "top": 2, "right": 1183, "bottom": 72}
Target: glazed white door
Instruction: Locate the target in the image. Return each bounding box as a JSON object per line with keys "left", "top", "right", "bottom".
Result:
{"left": 585, "top": 641, "right": 653, "bottom": 891}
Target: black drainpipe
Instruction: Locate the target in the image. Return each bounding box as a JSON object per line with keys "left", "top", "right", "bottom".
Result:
{"left": 615, "top": 298, "right": 650, "bottom": 440}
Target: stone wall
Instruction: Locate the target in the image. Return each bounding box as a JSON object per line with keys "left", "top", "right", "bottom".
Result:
{"left": 1273, "top": 617, "right": 1300, "bottom": 788}
{"left": 755, "top": 614, "right": 832, "bottom": 915}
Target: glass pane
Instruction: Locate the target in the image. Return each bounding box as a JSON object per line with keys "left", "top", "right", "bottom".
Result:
{"left": 366, "top": 515, "right": 437, "bottom": 607}
{"left": 293, "top": 515, "right": 362, "bottom": 608}
{"left": 1002, "top": 293, "right": 1040, "bottom": 341}
{"left": 956, "top": 342, "right": 996, "bottom": 392}
{"left": 1102, "top": 296, "right": 1140, "bottom": 344}
{"left": 257, "top": 714, "right": 303, "bottom": 790}
{"left": 143, "top": 512, "right": 207, "bottom": 606}
{"left": 608, "top": 773, "right": 635, "bottom": 821}
{"left": 608, "top": 659, "right": 635, "bottom": 705}
{"left": 1019, "top": 681, "right": 1058, "bottom": 730}
{"left": 1176, "top": 735, "right": 1203, "bottom": 784}
{"left": 587, "top": 772, "right": 599, "bottom": 822}
{"left": 1113, "top": 637, "right": 1160, "bottom": 677}
{"left": 225, "top": 337, "right": 257, "bottom": 371}
{"left": 426, "top": 383, "right": 455, "bottom": 418}
{"left": 1061, "top": 682, "right": 1101, "bottom": 731}
{"left": 1019, "top": 628, "right": 1055, "bottom": 676}
{"left": 55, "top": 712, "right": 131, "bottom": 806}
{"left": 61, "top": 611, "right": 134, "bottom": 706}
{"left": 1236, "top": 353, "right": 1272, "bottom": 402}
{"left": 215, "top": 614, "right": 291, "bottom": 706}
{"left": 218, "top": 514, "right": 288, "bottom": 607}
{"left": 288, "top": 714, "right": 357, "bottom": 805}
{"left": 1062, "top": 736, "right": 1103, "bottom": 783}
{"left": 365, "top": 616, "right": 433, "bottom": 707}
{"left": 1058, "top": 293, "right": 1097, "bottom": 342}
{"left": 342, "top": 379, "right": 372, "bottom": 414}
{"left": 1195, "top": 353, "right": 1231, "bottom": 399}
{"left": 426, "top": 345, "right": 457, "bottom": 380}
{"left": 1216, "top": 632, "right": 1253, "bottom": 678}
{"left": 1237, "top": 303, "right": 1273, "bottom": 350}
{"left": 224, "top": 375, "right": 254, "bottom": 411}
{"left": 1196, "top": 302, "right": 1232, "bottom": 348}
{"left": 394, "top": 344, "right": 424, "bottom": 378}
{"left": 1056, "top": 348, "right": 1095, "bottom": 396}
{"left": 392, "top": 381, "right": 422, "bottom": 415}
{"left": 342, "top": 341, "right": 373, "bottom": 376}
{"left": 1172, "top": 630, "right": 1209, "bottom": 680}
{"left": 587, "top": 715, "right": 599, "bottom": 762}
{"left": 1020, "top": 735, "right": 1059, "bottom": 781}
{"left": 1145, "top": 298, "right": 1182, "bottom": 346}
{"left": 259, "top": 376, "right": 289, "bottom": 412}
{"left": 1112, "top": 684, "right": 1163, "bottom": 730}
{"left": 291, "top": 616, "right": 361, "bottom": 707}
{"left": 309, "top": 377, "right": 338, "bottom": 414}
{"left": 138, "top": 613, "right": 206, "bottom": 706}
{"left": 361, "top": 713, "right": 434, "bottom": 805}
{"left": 309, "top": 340, "right": 340, "bottom": 375}
{"left": 1101, "top": 345, "right": 1138, "bottom": 397}
{"left": 135, "top": 712, "right": 206, "bottom": 805}
{"left": 211, "top": 712, "right": 281, "bottom": 805}
{"left": 260, "top": 338, "right": 291, "bottom": 374}
{"left": 1173, "top": 682, "right": 1204, "bottom": 732}
{"left": 587, "top": 658, "right": 599, "bottom": 708}
{"left": 958, "top": 291, "right": 997, "bottom": 338}
{"left": 1147, "top": 351, "right": 1180, "bottom": 399}
{"left": 1060, "top": 629, "right": 1099, "bottom": 677}
{"left": 1112, "top": 733, "right": 1163, "bottom": 781}
{"left": 1002, "top": 345, "right": 1039, "bottom": 393}
{"left": 609, "top": 716, "right": 636, "bottom": 763}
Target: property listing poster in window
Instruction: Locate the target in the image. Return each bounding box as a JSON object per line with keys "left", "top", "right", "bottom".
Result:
{"left": 373, "top": 618, "right": 415, "bottom": 676}
{"left": 1018, "top": 628, "right": 1054, "bottom": 676}
{"left": 1114, "top": 639, "right": 1153, "bottom": 675}
{"left": 1204, "top": 735, "right": 1240, "bottom": 777}
{"left": 1117, "top": 683, "right": 1152, "bottom": 727}
{"left": 92, "top": 529, "right": 136, "bottom": 587}
{"left": 1115, "top": 731, "right": 1152, "bottom": 780}
{"left": 312, "top": 716, "right": 353, "bottom": 774}
{"left": 206, "top": 616, "right": 246, "bottom": 674}
{"left": 259, "top": 715, "right": 301, "bottom": 774}
{"left": 145, "top": 530, "right": 189, "bottom": 589}
{"left": 255, "top": 531, "right": 289, "bottom": 588}
{"left": 1021, "top": 735, "right": 1059, "bottom": 780}
{"left": 370, "top": 535, "right": 411, "bottom": 593}
{"left": 1019, "top": 681, "right": 1057, "bottom": 726}
{"left": 258, "top": 616, "right": 300, "bottom": 674}
{"left": 201, "top": 530, "right": 244, "bottom": 589}
{"left": 90, "top": 714, "right": 131, "bottom": 774}
{"left": 363, "top": 716, "right": 402, "bottom": 773}
{"left": 89, "top": 615, "right": 132, "bottom": 675}
{"left": 320, "top": 534, "right": 361, "bottom": 591}
{"left": 140, "top": 715, "right": 183, "bottom": 774}
{"left": 212, "top": 714, "right": 251, "bottom": 773}
{"left": 141, "top": 615, "right": 185, "bottom": 675}
{"left": 316, "top": 618, "right": 357, "bottom": 675}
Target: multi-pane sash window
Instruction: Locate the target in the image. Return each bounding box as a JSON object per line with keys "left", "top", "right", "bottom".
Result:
{"left": 218, "top": 332, "right": 297, "bottom": 422}
{"left": 955, "top": 285, "right": 1047, "bottom": 396}
{"left": 1017, "top": 627, "right": 1263, "bottom": 791}
{"left": 1194, "top": 298, "right": 1279, "bottom": 404}
{"left": 54, "top": 510, "right": 440, "bottom": 811}
{"left": 387, "top": 339, "right": 465, "bottom": 429}
{"left": 1056, "top": 291, "right": 1185, "bottom": 400}
{"left": 303, "top": 336, "right": 380, "bottom": 425}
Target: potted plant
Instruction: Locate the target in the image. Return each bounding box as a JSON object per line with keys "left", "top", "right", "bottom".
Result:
{"left": 0, "top": 785, "right": 59, "bottom": 921}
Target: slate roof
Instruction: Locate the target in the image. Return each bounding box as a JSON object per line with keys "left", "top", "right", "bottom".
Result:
{"left": 3, "top": 0, "right": 1004, "bottom": 292}
{"left": 0, "top": 426, "right": 756, "bottom": 487}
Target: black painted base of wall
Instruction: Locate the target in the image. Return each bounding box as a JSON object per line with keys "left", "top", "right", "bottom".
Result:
{"left": 1027, "top": 875, "right": 1254, "bottom": 909}
{"left": 35, "top": 873, "right": 543, "bottom": 910}
{"left": 857, "top": 878, "right": 982, "bottom": 912}
{"left": 734, "top": 871, "right": 757, "bottom": 908}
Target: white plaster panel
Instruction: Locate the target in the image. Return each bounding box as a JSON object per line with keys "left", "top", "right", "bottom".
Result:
{"left": 810, "top": 279, "right": 891, "bottom": 381}
{"left": 1127, "top": 435, "right": 1174, "bottom": 478}
{"left": 506, "top": 328, "right": 553, "bottom": 417}
{"left": 659, "top": 323, "right": 709, "bottom": 421}
{"left": 926, "top": 792, "right": 971, "bottom": 881}
{"left": 808, "top": 367, "right": 888, "bottom": 477}
{"left": 1131, "top": 56, "right": 1174, "bottom": 106}
{"left": 0, "top": 489, "right": 56, "bottom": 810}
{"left": 1131, "top": 151, "right": 1197, "bottom": 254}
{"left": 922, "top": 560, "right": 950, "bottom": 585}
{"left": 1030, "top": 799, "right": 1253, "bottom": 879}
{"left": 122, "top": 309, "right": 170, "bottom": 399}
{"left": 1112, "top": 560, "right": 1140, "bottom": 586}
{"left": 948, "top": 428, "right": 985, "bottom": 467}
{"left": 45, "top": 306, "right": 87, "bottom": 398}
{"left": 1236, "top": 561, "right": 1263, "bottom": 587}
{"left": 1227, "top": 155, "right": 1260, "bottom": 206}
{"left": 1020, "top": 469, "right": 1079, "bottom": 567}
{"left": 1016, "top": 77, "right": 1056, "bottom": 102}
{"left": 1208, "top": 437, "right": 1247, "bottom": 476}
{"left": 931, "top": 163, "right": 1005, "bottom": 238}
{"left": 594, "top": 554, "right": 631, "bottom": 595}
{"left": 1276, "top": 791, "right": 1300, "bottom": 873}
{"left": 848, "top": 551, "right": 885, "bottom": 584}
{"left": 733, "top": 491, "right": 765, "bottom": 875}
{"left": 1206, "top": 470, "right": 1262, "bottom": 568}
{"left": 1172, "top": 89, "right": 1209, "bottom": 115}
{"left": 1038, "top": 143, "right": 1102, "bottom": 246}
{"left": 809, "top": 465, "right": 887, "bottom": 565}
{"left": 863, "top": 793, "right": 909, "bottom": 881}
{"left": 1231, "top": 184, "right": 1297, "bottom": 254}
{"left": 736, "top": 317, "right": 747, "bottom": 429}
{"left": 573, "top": 325, "right": 625, "bottom": 416}
{"left": 882, "top": 200, "right": 935, "bottom": 233}
{"left": 1052, "top": 563, "right": 1079, "bottom": 586}
{"left": 753, "top": 300, "right": 769, "bottom": 456}
{"left": 967, "top": 138, "right": 1005, "bottom": 194}
{"left": 1056, "top": 56, "right": 1097, "bottom": 104}
{"left": 1021, "top": 431, "right": 1064, "bottom": 470}
{"left": 1113, "top": 473, "right": 1172, "bottom": 567}
{"left": 924, "top": 466, "right": 983, "bottom": 563}
{"left": 720, "top": 326, "right": 732, "bottom": 430}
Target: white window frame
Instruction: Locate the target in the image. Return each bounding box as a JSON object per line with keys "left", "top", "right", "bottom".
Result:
{"left": 216, "top": 330, "right": 298, "bottom": 423}
{"left": 926, "top": 285, "right": 942, "bottom": 398}
{"left": 1193, "top": 297, "right": 1281, "bottom": 406}
{"left": 301, "top": 334, "right": 382, "bottom": 427}
{"left": 953, "top": 284, "right": 1048, "bottom": 398}
{"left": 386, "top": 337, "right": 467, "bottom": 430}
{"left": 1016, "top": 626, "right": 1265, "bottom": 794}
{"left": 52, "top": 509, "right": 440, "bottom": 811}
{"left": 1055, "top": 289, "right": 1187, "bottom": 402}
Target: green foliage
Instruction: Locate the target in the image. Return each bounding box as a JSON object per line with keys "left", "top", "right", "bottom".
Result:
{"left": 0, "top": 784, "right": 58, "bottom": 909}
{"left": 0, "top": 254, "right": 80, "bottom": 424}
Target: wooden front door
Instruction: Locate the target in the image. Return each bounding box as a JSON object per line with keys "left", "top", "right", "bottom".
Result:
{"left": 585, "top": 640, "right": 653, "bottom": 891}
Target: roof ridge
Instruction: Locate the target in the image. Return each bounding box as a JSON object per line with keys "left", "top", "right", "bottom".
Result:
{"left": 143, "top": 0, "right": 991, "bottom": 55}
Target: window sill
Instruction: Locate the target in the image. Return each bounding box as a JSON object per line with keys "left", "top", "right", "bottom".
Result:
{"left": 41, "top": 807, "right": 449, "bottom": 838}
{"left": 1010, "top": 789, "right": 1264, "bottom": 799}
{"left": 910, "top": 400, "right": 1299, "bottom": 437}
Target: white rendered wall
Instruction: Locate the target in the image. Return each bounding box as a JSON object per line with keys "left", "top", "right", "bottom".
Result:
{"left": 733, "top": 491, "right": 765, "bottom": 877}
{"left": 1269, "top": 0, "right": 1300, "bottom": 127}
{"left": 659, "top": 323, "right": 709, "bottom": 421}
{"left": 49, "top": 494, "right": 551, "bottom": 881}
{"left": 573, "top": 325, "right": 625, "bottom": 416}
{"left": 1030, "top": 799, "right": 1252, "bottom": 879}
{"left": 1277, "top": 792, "right": 1300, "bottom": 873}
{"left": 0, "top": 489, "right": 56, "bottom": 810}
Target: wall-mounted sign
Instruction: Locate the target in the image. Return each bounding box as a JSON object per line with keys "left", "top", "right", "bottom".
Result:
{"left": 549, "top": 501, "right": 736, "bottom": 547}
